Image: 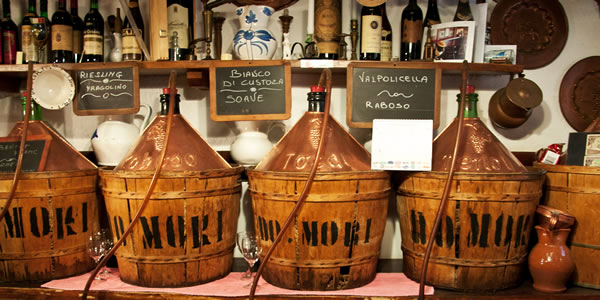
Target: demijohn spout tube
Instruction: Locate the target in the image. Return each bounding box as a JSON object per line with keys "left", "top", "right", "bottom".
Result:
{"left": 0, "top": 62, "right": 34, "bottom": 223}
{"left": 249, "top": 68, "right": 333, "bottom": 299}
{"left": 418, "top": 61, "right": 470, "bottom": 300}
{"left": 81, "top": 71, "right": 178, "bottom": 299}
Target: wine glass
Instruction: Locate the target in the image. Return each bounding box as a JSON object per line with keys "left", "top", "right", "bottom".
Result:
{"left": 236, "top": 232, "right": 262, "bottom": 287}
{"left": 30, "top": 17, "right": 49, "bottom": 63}
{"left": 87, "top": 230, "right": 112, "bottom": 280}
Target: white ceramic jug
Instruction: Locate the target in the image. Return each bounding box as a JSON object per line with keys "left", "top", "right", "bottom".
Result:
{"left": 230, "top": 120, "right": 285, "bottom": 166}
{"left": 91, "top": 104, "right": 152, "bottom": 166}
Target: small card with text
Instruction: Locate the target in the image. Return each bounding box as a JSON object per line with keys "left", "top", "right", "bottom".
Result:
{"left": 371, "top": 119, "right": 432, "bottom": 171}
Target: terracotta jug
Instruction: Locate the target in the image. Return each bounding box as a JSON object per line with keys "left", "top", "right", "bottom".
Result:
{"left": 528, "top": 226, "right": 575, "bottom": 293}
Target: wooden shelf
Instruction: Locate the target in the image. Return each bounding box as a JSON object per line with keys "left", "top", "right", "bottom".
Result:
{"left": 0, "top": 60, "right": 523, "bottom": 76}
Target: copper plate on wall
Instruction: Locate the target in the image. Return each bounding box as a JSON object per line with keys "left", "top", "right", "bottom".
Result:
{"left": 490, "top": 0, "right": 568, "bottom": 69}
{"left": 231, "top": 0, "right": 298, "bottom": 11}
{"left": 559, "top": 56, "right": 600, "bottom": 132}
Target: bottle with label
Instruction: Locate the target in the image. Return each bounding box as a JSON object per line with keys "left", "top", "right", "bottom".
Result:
{"left": 453, "top": 0, "right": 474, "bottom": 21}
{"left": 423, "top": 0, "right": 441, "bottom": 29}
{"left": 21, "top": 0, "right": 38, "bottom": 63}
{"left": 380, "top": 3, "right": 392, "bottom": 62}
{"left": 314, "top": 0, "right": 341, "bottom": 60}
{"left": 360, "top": 4, "right": 382, "bottom": 61}
{"left": 71, "top": 0, "right": 84, "bottom": 62}
{"left": 2, "top": 0, "right": 18, "bottom": 64}
{"left": 82, "top": 0, "right": 104, "bottom": 62}
{"left": 51, "top": 0, "right": 73, "bottom": 63}
{"left": 400, "top": 0, "right": 422, "bottom": 61}
{"left": 40, "top": 0, "right": 51, "bottom": 63}
{"left": 167, "top": 0, "right": 192, "bottom": 59}
{"left": 122, "top": 0, "right": 144, "bottom": 61}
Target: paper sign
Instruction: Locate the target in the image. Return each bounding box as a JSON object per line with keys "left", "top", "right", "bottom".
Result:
{"left": 371, "top": 119, "right": 432, "bottom": 171}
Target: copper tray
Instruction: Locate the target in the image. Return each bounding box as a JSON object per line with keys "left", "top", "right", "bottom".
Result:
{"left": 231, "top": 0, "right": 298, "bottom": 11}
{"left": 559, "top": 56, "right": 600, "bottom": 131}
{"left": 490, "top": 0, "right": 568, "bottom": 69}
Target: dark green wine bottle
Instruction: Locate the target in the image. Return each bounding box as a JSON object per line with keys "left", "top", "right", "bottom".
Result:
{"left": 21, "top": 0, "right": 38, "bottom": 63}
{"left": 51, "top": 0, "right": 74, "bottom": 63}
{"left": 71, "top": 0, "right": 84, "bottom": 62}
{"left": 360, "top": 4, "right": 382, "bottom": 61}
{"left": 82, "top": 0, "right": 104, "bottom": 62}
{"left": 2, "top": 0, "right": 18, "bottom": 64}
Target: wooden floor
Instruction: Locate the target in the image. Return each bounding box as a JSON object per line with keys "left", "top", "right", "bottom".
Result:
{"left": 0, "top": 259, "right": 599, "bottom": 299}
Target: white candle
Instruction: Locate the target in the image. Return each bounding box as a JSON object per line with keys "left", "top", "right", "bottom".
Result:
{"left": 307, "top": 0, "right": 315, "bottom": 34}
{"left": 351, "top": 0, "right": 357, "bottom": 20}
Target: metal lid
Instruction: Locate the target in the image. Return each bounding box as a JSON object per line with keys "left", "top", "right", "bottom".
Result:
{"left": 115, "top": 115, "right": 230, "bottom": 171}
{"left": 8, "top": 121, "right": 96, "bottom": 171}
{"left": 505, "top": 77, "right": 543, "bottom": 110}
{"left": 432, "top": 118, "right": 528, "bottom": 172}
{"left": 254, "top": 112, "right": 371, "bottom": 172}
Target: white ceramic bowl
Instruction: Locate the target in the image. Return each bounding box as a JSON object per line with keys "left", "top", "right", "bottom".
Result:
{"left": 31, "top": 66, "right": 75, "bottom": 110}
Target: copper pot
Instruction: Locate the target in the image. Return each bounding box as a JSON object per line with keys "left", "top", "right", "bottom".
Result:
{"left": 536, "top": 205, "right": 576, "bottom": 230}
{"left": 488, "top": 77, "right": 542, "bottom": 128}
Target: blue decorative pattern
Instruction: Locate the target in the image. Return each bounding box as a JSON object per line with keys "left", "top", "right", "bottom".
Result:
{"left": 263, "top": 7, "right": 272, "bottom": 16}
{"left": 245, "top": 10, "right": 258, "bottom": 24}
{"left": 234, "top": 29, "right": 275, "bottom": 56}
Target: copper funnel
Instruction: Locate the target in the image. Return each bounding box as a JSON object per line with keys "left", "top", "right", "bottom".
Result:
{"left": 8, "top": 121, "right": 96, "bottom": 171}
{"left": 115, "top": 114, "right": 230, "bottom": 171}
{"left": 432, "top": 118, "right": 527, "bottom": 172}
{"left": 255, "top": 112, "right": 371, "bottom": 172}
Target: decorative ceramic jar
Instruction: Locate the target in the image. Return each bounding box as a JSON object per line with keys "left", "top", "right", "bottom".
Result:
{"left": 233, "top": 5, "right": 277, "bottom": 60}
{"left": 529, "top": 226, "right": 575, "bottom": 293}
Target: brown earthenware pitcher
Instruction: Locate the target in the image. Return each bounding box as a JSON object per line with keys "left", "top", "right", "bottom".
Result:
{"left": 529, "top": 226, "right": 575, "bottom": 293}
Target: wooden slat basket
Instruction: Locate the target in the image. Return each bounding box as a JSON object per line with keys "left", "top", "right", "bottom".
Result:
{"left": 0, "top": 169, "right": 98, "bottom": 282}
{"left": 100, "top": 167, "right": 243, "bottom": 288}
{"left": 396, "top": 169, "right": 545, "bottom": 291}
{"left": 247, "top": 170, "right": 390, "bottom": 290}
{"left": 534, "top": 163, "right": 600, "bottom": 289}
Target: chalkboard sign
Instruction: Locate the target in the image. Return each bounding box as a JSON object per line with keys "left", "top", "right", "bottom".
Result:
{"left": 74, "top": 62, "right": 140, "bottom": 116}
{"left": 210, "top": 60, "right": 291, "bottom": 121}
{"left": 0, "top": 135, "right": 51, "bottom": 172}
{"left": 347, "top": 62, "right": 441, "bottom": 128}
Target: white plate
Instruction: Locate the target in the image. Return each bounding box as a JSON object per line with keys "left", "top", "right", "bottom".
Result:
{"left": 31, "top": 66, "right": 75, "bottom": 110}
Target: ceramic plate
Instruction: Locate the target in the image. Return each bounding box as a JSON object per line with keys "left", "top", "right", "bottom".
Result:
{"left": 31, "top": 66, "right": 75, "bottom": 110}
{"left": 559, "top": 56, "right": 600, "bottom": 132}
{"left": 490, "top": 0, "right": 568, "bottom": 69}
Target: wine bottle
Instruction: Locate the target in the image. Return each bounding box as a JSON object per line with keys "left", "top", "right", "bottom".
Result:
{"left": 2, "top": 0, "right": 18, "bottom": 64}
{"left": 71, "top": 0, "right": 84, "bottom": 62}
{"left": 454, "top": 0, "right": 474, "bottom": 21}
{"left": 122, "top": 0, "right": 144, "bottom": 61}
{"left": 82, "top": 0, "right": 104, "bottom": 62}
{"left": 380, "top": 3, "right": 392, "bottom": 62}
{"left": 51, "top": 0, "right": 73, "bottom": 63}
{"left": 160, "top": 88, "right": 181, "bottom": 115}
{"left": 22, "top": 91, "right": 43, "bottom": 121}
{"left": 21, "top": 0, "right": 38, "bottom": 63}
{"left": 167, "top": 0, "right": 193, "bottom": 59}
{"left": 314, "top": 0, "right": 341, "bottom": 60}
{"left": 359, "top": 4, "right": 382, "bottom": 61}
{"left": 423, "top": 0, "right": 441, "bottom": 29}
{"left": 400, "top": 0, "right": 422, "bottom": 61}
{"left": 40, "top": 0, "right": 51, "bottom": 63}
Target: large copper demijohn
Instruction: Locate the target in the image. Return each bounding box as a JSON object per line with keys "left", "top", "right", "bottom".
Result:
{"left": 396, "top": 85, "right": 546, "bottom": 291}
{"left": 100, "top": 88, "right": 242, "bottom": 287}
{"left": 247, "top": 85, "right": 391, "bottom": 290}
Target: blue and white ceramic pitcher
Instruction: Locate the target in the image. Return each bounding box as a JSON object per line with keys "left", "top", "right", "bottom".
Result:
{"left": 233, "top": 5, "right": 277, "bottom": 60}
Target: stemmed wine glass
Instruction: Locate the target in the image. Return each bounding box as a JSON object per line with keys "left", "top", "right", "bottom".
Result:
{"left": 87, "top": 230, "right": 113, "bottom": 280}
{"left": 30, "top": 17, "right": 48, "bottom": 63}
{"left": 236, "top": 232, "right": 262, "bottom": 287}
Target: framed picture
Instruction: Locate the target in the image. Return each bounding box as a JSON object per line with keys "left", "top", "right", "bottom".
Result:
{"left": 484, "top": 45, "right": 517, "bottom": 64}
{"left": 423, "top": 21, "right": 476, "bottom": 62}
